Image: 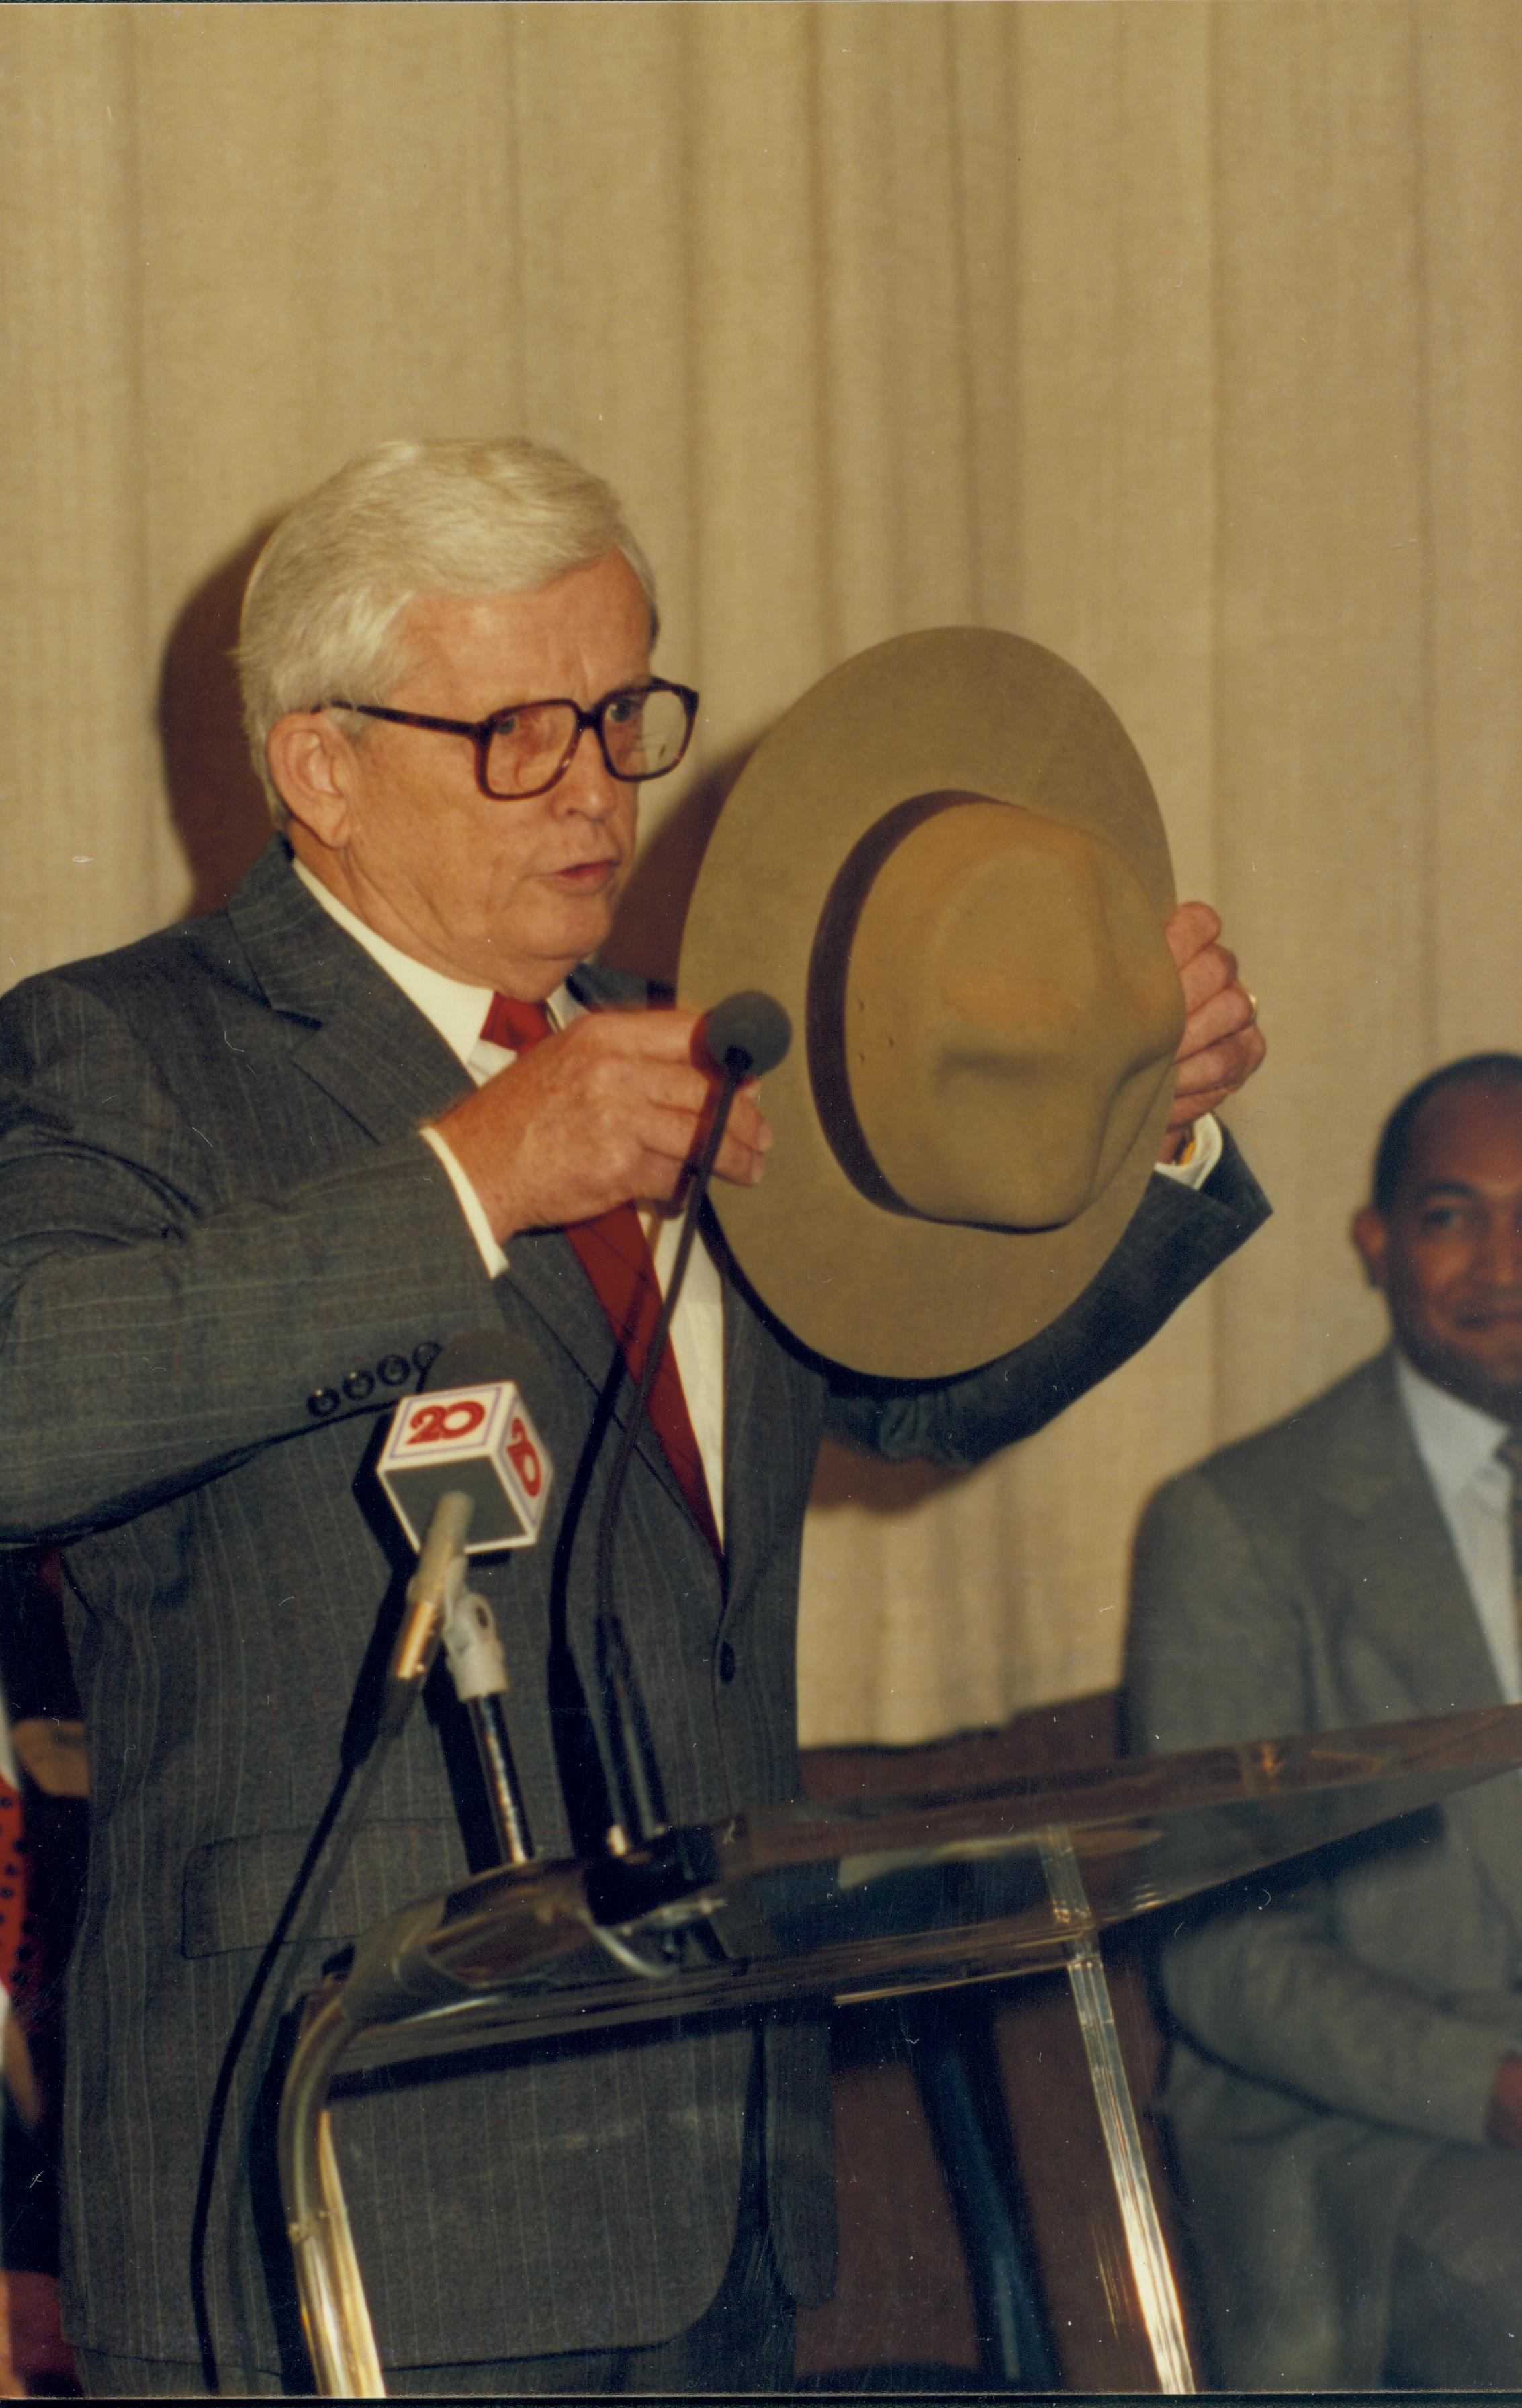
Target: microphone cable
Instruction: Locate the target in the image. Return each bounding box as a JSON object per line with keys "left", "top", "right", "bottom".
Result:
{"left": 188, "top": 1736, "right": 371, "bottom": 2393}
{"left": 592, "top": 992, "right": 790, "bottom": 1845}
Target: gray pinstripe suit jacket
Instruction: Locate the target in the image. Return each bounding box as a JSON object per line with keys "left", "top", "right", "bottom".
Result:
{"left": 1128, "top": 1351, "right": 1522, "bottom": 2389}
{"left": 0, "top": 839, "right": 1267, "bottom": 2372}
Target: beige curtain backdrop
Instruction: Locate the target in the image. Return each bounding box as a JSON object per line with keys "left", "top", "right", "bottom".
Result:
{"left": 3, "top": 0, "right": 1520, "bottom": 1744}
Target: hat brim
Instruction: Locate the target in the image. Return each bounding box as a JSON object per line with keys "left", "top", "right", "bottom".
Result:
{"left": 678, "top": 629, "right": 1177, "bottom": 1378}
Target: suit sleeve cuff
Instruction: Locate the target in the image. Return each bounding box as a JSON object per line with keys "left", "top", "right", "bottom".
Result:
{"left": 1153, "top": 1111, "right": 1223, "bottom": 1191}
{"left": 419, "top": 1125, "right": 508, "bottom": 1279}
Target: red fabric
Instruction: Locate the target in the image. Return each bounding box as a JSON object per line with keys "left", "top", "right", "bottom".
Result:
{"left": 482, "top": 996, "right": 721, "bottom": 1559}
{"left": 0, "top": 2270, "right": 78, "bottom": 2395}
{"left": 0, "top": 1774, "right": 27, "bottom": 2013}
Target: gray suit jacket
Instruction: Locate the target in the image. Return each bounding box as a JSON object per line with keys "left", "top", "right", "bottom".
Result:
{"left": 1127, "top": 1349, "right": 1522, "bottom": 2389}
{"left": 0, "top": 838, "right": 1268, "bottom": 2372}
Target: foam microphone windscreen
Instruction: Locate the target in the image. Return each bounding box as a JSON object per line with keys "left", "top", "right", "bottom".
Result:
{"left": 698, "top": 990, "right": 792, "bottom": 1078}
{"left": 377, "top": 1331, "right": 553, "bottom": 1554}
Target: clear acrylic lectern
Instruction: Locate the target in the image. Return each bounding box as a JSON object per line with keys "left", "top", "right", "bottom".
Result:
{"left": 277, "top": 1702, "right": 1522, "bottom": 2395}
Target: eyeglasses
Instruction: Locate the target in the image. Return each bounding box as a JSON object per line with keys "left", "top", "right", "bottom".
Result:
{"left": 323, "top": 679, "right": 699, "bottom": 801}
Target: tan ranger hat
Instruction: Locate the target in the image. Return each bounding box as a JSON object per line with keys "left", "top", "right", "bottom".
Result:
{"left": 678, "top": 628, "right": 1184, "bottom": 1378}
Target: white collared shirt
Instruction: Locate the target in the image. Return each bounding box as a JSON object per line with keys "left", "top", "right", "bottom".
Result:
{"left": 1156, "top": 1111, "right": 1222, "bottom": 1189}
{"left": 1395, "top": 1352, "right": 1519, "bottom": 1702}
{"left": 293, "top": 860, "right": 728, "bottom": 1536}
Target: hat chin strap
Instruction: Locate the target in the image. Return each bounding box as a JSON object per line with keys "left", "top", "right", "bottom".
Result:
{"left": 811, "top": 792, "right": 1184, "bottom": 1233}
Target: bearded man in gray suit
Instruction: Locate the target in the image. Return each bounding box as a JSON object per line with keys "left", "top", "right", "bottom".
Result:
{"left": 0, "top": 437, "right": 1267, "bottom": 2395}
{"left": 1129, "top": 1052, "right": 1522, "bottom": 2391}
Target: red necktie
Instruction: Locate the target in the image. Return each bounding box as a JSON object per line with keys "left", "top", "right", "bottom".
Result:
{"left": 481, "top": 994, "right": 721, "bottom": 1559}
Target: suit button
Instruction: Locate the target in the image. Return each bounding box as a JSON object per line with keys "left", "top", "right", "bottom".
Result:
{"left": 413, "top": 1341, "right": 441, "bottom": 1375}
{"left": 307, "top": 1388, "right": 339, "bottom": 1418}
{"left": 717, "top": 1642, "right": 737, "bottom": 1685}
{"left": 377, "top": 1354, "right": 411, "bottom": 1387}
{"left": 342, "top": 1369, "right": 375, "bottom": 1403}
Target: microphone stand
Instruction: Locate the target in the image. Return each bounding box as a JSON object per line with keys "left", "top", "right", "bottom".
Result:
{"left": 383, "top": 1487, "right": 535, "bottom": 1866}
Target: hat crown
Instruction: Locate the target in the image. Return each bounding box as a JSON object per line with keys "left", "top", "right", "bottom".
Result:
{"left": 680, "top": 625, "right": 1182, "bottom": 1377}
{"left": 842, "top": 798, "right": 1183, "bottom": 1230}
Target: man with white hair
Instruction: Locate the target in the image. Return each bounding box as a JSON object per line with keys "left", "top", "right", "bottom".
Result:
{"left": 0, "top": 436, "right": 1267, "bottom": 2395}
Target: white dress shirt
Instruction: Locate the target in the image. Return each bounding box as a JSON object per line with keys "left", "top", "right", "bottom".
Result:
{"left": 293, "top": 855, "right": 1222, "bottom": 1548}
{"left": 1395, "top": 1351, "right": 1520, "bottom": 1702}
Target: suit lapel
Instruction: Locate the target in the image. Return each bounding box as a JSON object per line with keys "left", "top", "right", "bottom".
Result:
{"left": 1323, "top": 1353, "right": 1522, "bottom": 1934}
{"left": 227, "top": 839, "right": 473, "bottom": 1140}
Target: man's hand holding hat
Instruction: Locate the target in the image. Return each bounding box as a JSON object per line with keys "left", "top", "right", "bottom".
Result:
{"left": 1157, "top": 900, "right": 1266, "bottom": 1164}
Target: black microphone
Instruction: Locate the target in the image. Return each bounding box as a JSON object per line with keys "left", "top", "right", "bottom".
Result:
{"left": 696, "top": 989, "right": 792, "bottom": 1079}
{"left": 590, "top": 995, "right": 793, "bottom": 1851}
